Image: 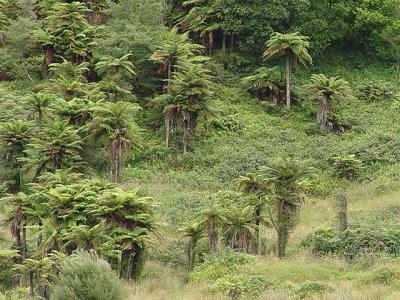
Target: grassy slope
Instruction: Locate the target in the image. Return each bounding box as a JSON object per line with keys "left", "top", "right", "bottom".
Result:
{"left": 122, "top": 63, "right": 400, "bottom": 299}
{"left": 2, "top": 61, "right": 400, "bottom": 298}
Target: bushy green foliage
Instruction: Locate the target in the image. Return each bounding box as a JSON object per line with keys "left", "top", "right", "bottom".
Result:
{"left": 305, "top": 227, "right": 400, "bottom": 259}
{"left": 357, "top": 81, "right": 397, "bottom": 102}
{"left": 53, "top": 252, "right": 125, "bottom": 300}
{"left": 352, "top": 204, "right": 400, "bottom": 228}
{"left": 190, "top": 250, "right": 253, "bottom": 281}
{"left": 369, "top": 267, "right": 400, "bottom": 285}
{"left": 211, "top": 274, "right": 274, "bottom": 298}
{"left": 332, "top": 155, "right": 363, "bottom": 180}
{"left": 292, "top": 281, "right": 334, "bottom": 299}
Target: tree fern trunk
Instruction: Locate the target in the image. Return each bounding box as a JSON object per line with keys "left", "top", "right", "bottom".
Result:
{"left": 165, "top": 116, "right": 170, "bottom": 147}
{"left": 285, "top": 53, "right": 291, "bottom": 108}
{"left": 337, "top": 193, "right": 348, "bottom": 231}
{"left": 29, "top": 271, "right": 34, "bottom": 296}
{"left": 254, "top": 207, "right": 260, "bottom": 254}
{"left": 317, "top": 95, "right": 331, "bottom": 131}
{"left": 183, "top": 117, "right": 189, "bottom": 154}
{"left": 22, "top": 223, "right": 27, "bottom": 262}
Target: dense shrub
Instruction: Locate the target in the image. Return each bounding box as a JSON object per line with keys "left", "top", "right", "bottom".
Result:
{"left": 292, "top": 281, "right": 334, "bottom": 299}
{"left": 332, "top": 155, "right": 362, "bottom": 180}
{"left": 149, "top": 239, "right": 187, "bottom": 268}
{"left": 211, "top": 274, "right": 274, "bottom": 299}
{"left": 357, "top": 81, "right": 396, "bottom": 102}
{"left": 352, "top": 204, "right": 400, "bottom": 228}
{"left": 190, "top": 250, "right": 253, "bottom": 282}
{"left": 52, "top": 252, "right": 125, "bottom": 300}
{"left": 369, "top": 267, "right": 400, "bottom": 285}
{"left": 305, "top": 227, "right": 400, "bottom": 259}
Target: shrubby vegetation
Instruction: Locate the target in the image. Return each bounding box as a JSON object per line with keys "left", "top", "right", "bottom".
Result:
{"left": 53, "top": 251, "right": 125, "bottom": 300}
{"left": 1, "top": 0, "right": 400, "bottom": 299}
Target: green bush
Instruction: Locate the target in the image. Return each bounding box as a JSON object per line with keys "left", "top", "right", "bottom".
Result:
{"left": 190, "top": 250, "right": 253, "bottom": 282}
{"left": 369, "top": 267, "right": 400, "bottom": 285}
{"left": 52, "top": 252, "right": 125, "bottom": 300}
{"left": 352, "top": 204, "right": 400, "bottom": 228}
{"left": 149, "top": 239, "right": 187, "bottom": 268}
{"left": 293, "top": 281, "right": 334, "bottom": 299}
{"left": 305, "top": 227, "right": 400, "bottom": 259}
{"left": 211, "top": 274, "right": 274, "bottom": 299}
{"left": 357, "top": 81, "right": 396, "bottom": 102}
{"left": 332, "top": 155, "right": 363, "bottom": 180}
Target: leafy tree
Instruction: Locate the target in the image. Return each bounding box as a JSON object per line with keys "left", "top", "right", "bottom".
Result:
{"left": 180, "top": 222, "right": 204, "bottom": 270}
{"left": 200, "top": 206, "right": 223, "bottom": 254}
{"left": 26, "top": 93, "right": 53, "bottom": 127}
{"left": 263, "top": 32, "right": 312, "bottom": 108}
{"left": 307, "top": 73, "right": 351, "bottom": 132}
{"left": 178, "top": 0, "right": 222, "bottom": 54}
{"left": 13, "top": 253, "right": 63, "bottom": 299}
{"left": 236, "top": 173, "right": 271, "bottom": 254}
{"left": 262, "top": 160, "right": 305, "bottom": 258}
{"left": 152, "top": 59, "right": 213, "bottom": 152}
{"left": 23, "top": 120, "right": 83, "bottom": 179}
{"left": 1, "top": 192, "right": 31, "bottom": 263}
{"left": 95, "top": 54, "right": 136, "bottom": 101}
{"left": 222, "top": 206, "right": 256, "bottom": 253}
{"left": 0, "top": 120, "right": 33, "bottom": 192}
{"left": 47, "top": 60, "right": 89, "bottom": 99}
{"left": 90, "top": 188, "right": 158, "bottom": 280}
{"left": 62, "top": 223, "right": 111, "bottom": 252}
{"left": 95, "top": 54, "right": 135, "bottom": 78}
{"left": 241, "top": 66, "right": 283, "bottom": 104}
{"left": 85, "top": 101, "right": 141, "bottom": 182}
{"left": 150, "top": 27, "right": 206, "bottom": 93}
{"left": 34, "top": 1, "right": 99, "bottom": 66}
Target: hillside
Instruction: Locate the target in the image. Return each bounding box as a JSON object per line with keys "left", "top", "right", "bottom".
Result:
{"left": 2, "top": 0, "right": 400, "bottom": 299}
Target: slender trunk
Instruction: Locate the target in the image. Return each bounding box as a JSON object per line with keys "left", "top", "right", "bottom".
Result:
{"left": 159, "top": 0, "right": 167, "bottom": 25}
{"left": 317, "top": 95, "right": 331, "bottom": 131}
{"left": 0, "top": 32, "right": 4, "bottom": 47}
{"left": 337, "top": 193, "right": 348, "bottom": 231}
{"left": 202, "top": 35, "right": 208, "bottom": 50}
{"left": 228, "top": 34, "right": 234, "bottom": 66}
{"left": 14, "top": 169, "right": 21, "bottom": 192}
{"left": 167, "top": 62, "right": 172, "bottom": 93}
{"left": 165, "top": 116, "right": 170, "bottom": 147}
{"left": 29, "top": 272, "right": 34, "bottom": 296}
{"left": 254, "top": 207, "right": 260, "bottom": 255}
{"left": 14, "top": 223, "right": 22, "bottom": 263}
{"left": 208, "top": 31, "right": 214, "bottom": 55}
{"left": 38, "top": 110, "right": 43, "bottom": 129}
{"left": 42, "top": 47, "right": 54, "bottom": 79}
{"left": 208, "top": 226, "right": 218, "bottom": 254}
{"left": 277, "top": 202, "right": 292, "bottom": 258}
{"left": 285, "top": 53, "right": 291, "bottom": 108}
{"left": 183, "top": 114, "right": 189, "bottom": 154}
{"left": 260, "top": 237, "right": 267, "bottom": 256}
{"left": 22, "top": 223, "right": 27, "bottom": 261}
{"left": 222, "top": 32, "right": 226, "bottom": 54}
{"left": 114, "top": 140, "right": 122, "bottom": 183}
{"left": 230, "top": 35, "right": 234, "bottom": 54}
{"left": 129, "top": 244, "right": 145, "bottom": 282}
{"left": 38, "top": 220, "right": 42, "bottom": 246}
{"left": 188, "top": 240, "right": 197, "bottom": 270}
{"left": 120, "top": 251, "right": 130, "bottom": 279}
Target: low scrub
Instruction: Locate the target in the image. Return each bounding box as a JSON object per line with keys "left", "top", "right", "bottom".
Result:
{"left": 52, "top": 251, "right": 125, "bottom": 300}
{"left": 292, "top": 281, "right": 334, "bottom": 299}
{"left": 190, "top": 250, "right": 254, "bottom": 282}
{"left": 210, "top": 274, "right": 274, "bottom": 299}
{"left": 304, "top": 227, "right": 400, "bottom": 259}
